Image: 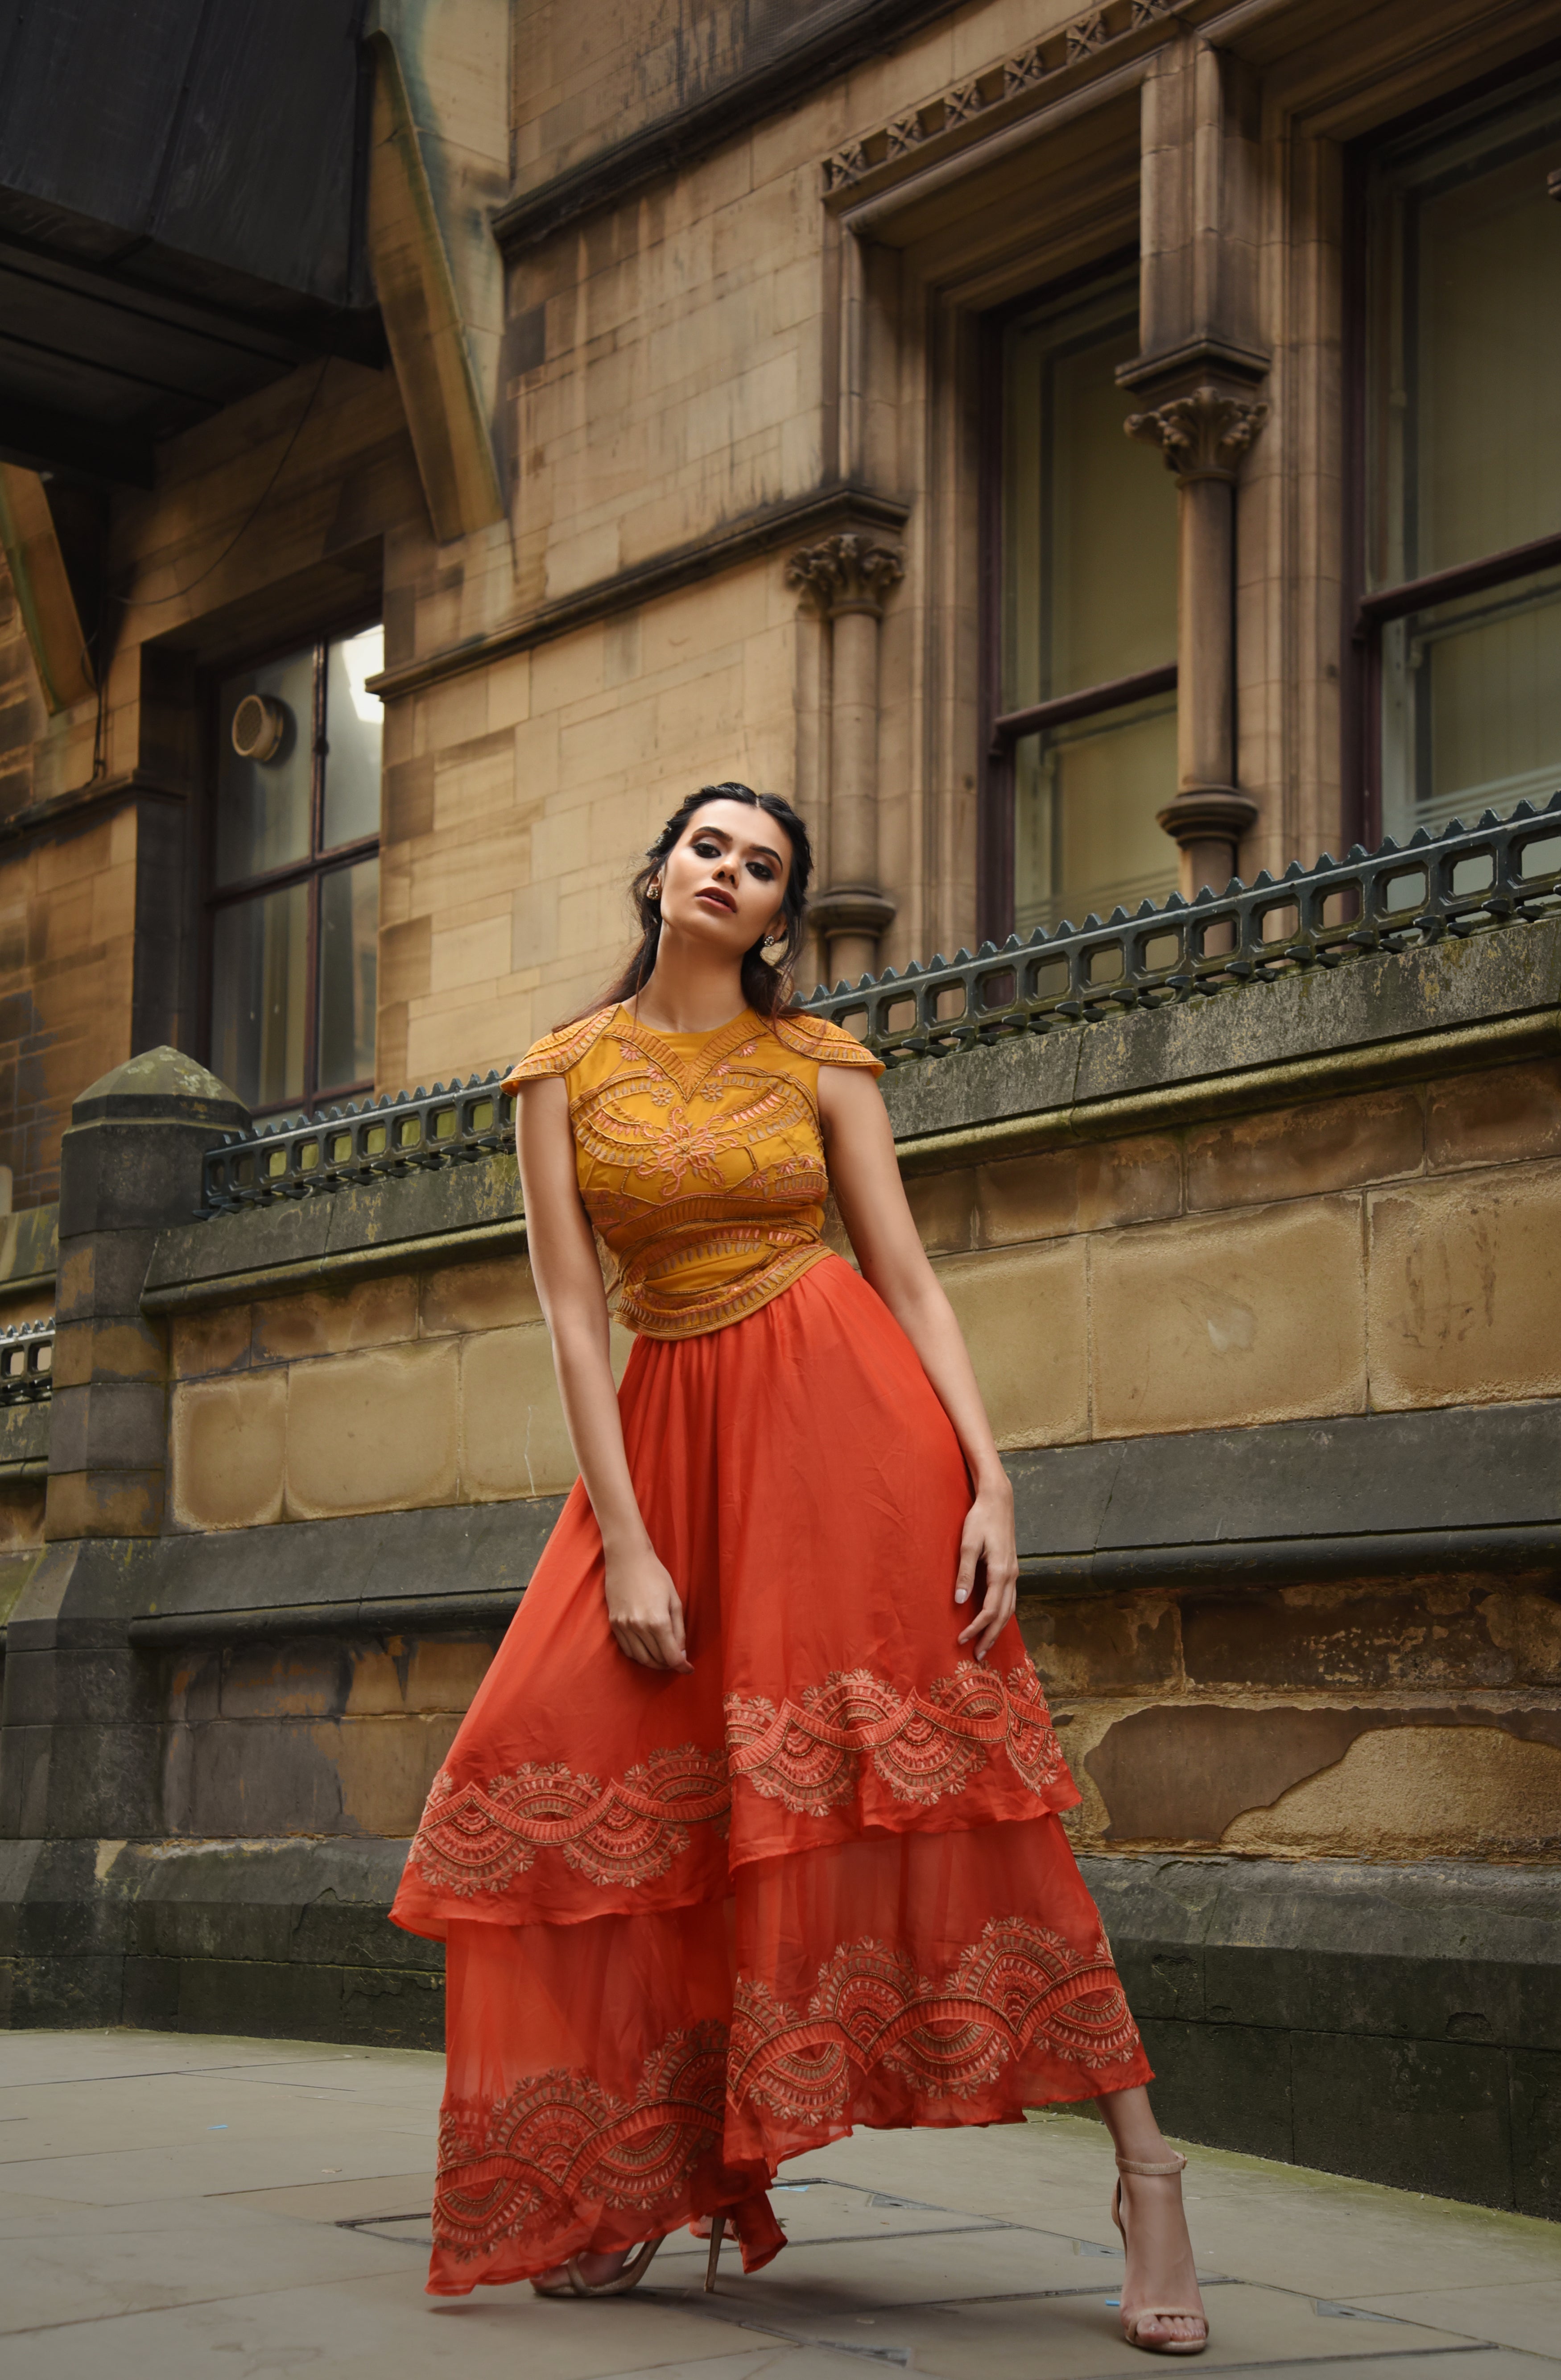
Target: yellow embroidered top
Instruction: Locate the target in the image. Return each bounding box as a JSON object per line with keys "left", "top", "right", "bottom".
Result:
{"left": 501, "top": 1004, "right": 884, "bottom": 1338}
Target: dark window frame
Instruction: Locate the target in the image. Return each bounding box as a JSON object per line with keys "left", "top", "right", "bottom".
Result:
{"left": 200, "top": 610, "right": 383, "bottom": 1120}
{"left": 1343, "top": 46, "right": 1561, "bottom": 846}
{"left": 976, "top": 243, "right": 1177, "bottom": 945}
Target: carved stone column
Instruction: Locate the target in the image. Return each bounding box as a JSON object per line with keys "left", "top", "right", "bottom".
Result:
{"left": 1127, "top": 385, "right": 1268, "bottom": 897}
{"left": 785, "top": 531, "right": 904, "bottom": 985}
{"left": 1119, "top": 33, "right": 1271, "bottom": 902}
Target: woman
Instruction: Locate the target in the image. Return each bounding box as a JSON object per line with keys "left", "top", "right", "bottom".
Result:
{"left": 391, "top": 782, "right": 1207, "bottom": 2353}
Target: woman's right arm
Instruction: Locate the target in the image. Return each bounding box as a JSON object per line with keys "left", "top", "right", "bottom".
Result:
{"left": 515, "top": 1074, "right": 693, "bottom": 1672}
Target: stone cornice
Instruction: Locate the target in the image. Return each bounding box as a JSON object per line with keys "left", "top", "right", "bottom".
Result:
{"left": 821, "top": 0, "right": 1181, "bottom": 206}
{"left": 0, "top": 769, "right": 185, "bottom": 852}
{"left": 366, "top": 484, "right": 909, "bottom": 703}
{"left": 492, "top": 0, "right": 960, "bottom": 255}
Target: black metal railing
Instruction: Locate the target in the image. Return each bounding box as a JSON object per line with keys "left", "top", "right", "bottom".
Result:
{"left": 804, "top": 795, "right": 1561, "bottom": 1060}
{"left": 202, "top": 1076, "right": 512, "bottom": 1216}
{"left": 198, "top": 796, "right": 1561, "bottom": 1211}
{"left": 0, "top": 1318, "right": 53, "bottom": 1403}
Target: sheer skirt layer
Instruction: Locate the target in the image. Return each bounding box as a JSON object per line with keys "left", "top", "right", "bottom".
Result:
{"left": 391, "top": 1258, "right": 1152, "bottom": 2295}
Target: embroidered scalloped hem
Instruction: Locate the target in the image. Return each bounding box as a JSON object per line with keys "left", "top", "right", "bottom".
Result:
{"left": 427, "top": 2009, "right": 1150, "bottom": 2297}
{"left": 425, "top": 2041, "right": 1149, "bottom": 2297}
{"left": 390, "top": 1775, "right": 1085, "bottom": 1942}
{"left": 395, "top": 1651, "right": 1081, "bottom": 1940}
{"left": 422, "top": 1819, "right": 1152, "bottom": 2296}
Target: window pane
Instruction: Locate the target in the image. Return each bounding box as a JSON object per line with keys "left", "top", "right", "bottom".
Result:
{"left": 1003, "top": 277, "right": 1177, "bottom": 708}
{"left": 317, "top": 857, "right": 378, "bottom": 1093}
{"left": 215, "top": 647, "right": 314, "bottom": 886}
{"left": 1015, "top": 696, "right": 1179, "bottom": 936}
{"left": 211, "top": 882, "right": 308, "bottom": 1110}
{"left": 1381, "top": 566, "right": 1561, "bottom": 839}
{"left": 322, "top": 625, "right": 384, "bottom": 851}
{"left": 1370, "top": 83, "right": 1561, "bottom": 587}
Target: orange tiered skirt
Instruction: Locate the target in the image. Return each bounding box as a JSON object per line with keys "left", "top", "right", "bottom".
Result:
{"left": 391, "top": 1254, "right": 1150, "bottom": 2295}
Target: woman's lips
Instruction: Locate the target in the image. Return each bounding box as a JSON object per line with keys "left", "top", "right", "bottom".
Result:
{"left": 697, "top": 888, "right": 736, "bottom": 911}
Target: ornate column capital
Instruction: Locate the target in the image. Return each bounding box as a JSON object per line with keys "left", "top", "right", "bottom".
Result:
{"left": 785, "top": 530, "right": 905, "bottom": 617}
{"left": 1155, "top": 787, "right": 1259, "bottom": 845}
{"left": 807, "top": 885, "right": 898, "bottom": 943}
{"left": 1125, "top": 385, "right": 1269, "bottom": 485}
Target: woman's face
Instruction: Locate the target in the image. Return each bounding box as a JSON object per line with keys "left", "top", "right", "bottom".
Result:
{"left": 657, "top": 799, "right": 791, "bottom": 957}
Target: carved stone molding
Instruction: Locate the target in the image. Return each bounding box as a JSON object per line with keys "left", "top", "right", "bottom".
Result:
{"left": 820, "top": 0, "right": 1177, "bottom": 202}
{"left": 1126, "top": 386, "right": 1271, "bottom": 485}
{"left": 1155, "top": 788, "right": 1259, "bottom": 846}
{"left": 808, "top": 885, "right": 898, "bottom": 944}
{"left": 785, "top": 532, "right": 906, "bottom": 618}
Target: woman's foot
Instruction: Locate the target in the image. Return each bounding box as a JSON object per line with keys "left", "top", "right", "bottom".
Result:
{"left": 1094, "top": 2088, "right": 1207, "bottom": 2354}
{"left": 531, "top": 2239, "right": 671, "bottom": 2296}
{"left": 1114, "top": 2157, "right": 1206, "bottom": 2351}
{"left": 533, "top": 2248, "right": 633, "bottom": 2292}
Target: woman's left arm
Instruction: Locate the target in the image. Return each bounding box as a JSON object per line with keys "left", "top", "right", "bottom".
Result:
{"left": 817, "top": 1064, "right": 1017, "bottom": 1660}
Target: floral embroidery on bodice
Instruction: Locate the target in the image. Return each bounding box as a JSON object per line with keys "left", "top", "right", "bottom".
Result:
{"left": 501, "top": 1004, "right": 884, "bottom": 1337}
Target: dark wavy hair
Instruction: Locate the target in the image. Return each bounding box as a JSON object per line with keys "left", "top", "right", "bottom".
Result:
{"left": 588, "top": 783, "right": 813, "bottom": 1021}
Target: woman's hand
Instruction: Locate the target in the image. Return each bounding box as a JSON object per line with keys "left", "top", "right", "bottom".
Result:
{"left": 518, "top": 1075, "right": 691, "bottom": 1677}
{"left": 603, "top": 1546, "right": 694, "bottom": 1672}
{"left": 954, "top": 1472, "right": 1019, "bottom": 1662}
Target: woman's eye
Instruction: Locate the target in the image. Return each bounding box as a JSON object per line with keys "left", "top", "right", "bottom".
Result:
{"left": 692, "top": 840, "right": 719, "bottom": 857}
{"left": 748, "top": 863, "right": 774, "bottom": 881}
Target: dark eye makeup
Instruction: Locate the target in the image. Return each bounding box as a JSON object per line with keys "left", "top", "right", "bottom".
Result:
{"left": 690, "top": 836, "right": 775, "bottom": 881}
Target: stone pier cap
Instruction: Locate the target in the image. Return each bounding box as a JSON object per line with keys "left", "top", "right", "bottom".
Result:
{"left": 70, "top": 1049, "right": 249, "bottom": 1130}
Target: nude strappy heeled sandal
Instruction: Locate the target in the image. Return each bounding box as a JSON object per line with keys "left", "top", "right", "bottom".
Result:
{"left": 1110, "top": 2152, "right": 1209, "bottom": 2356}
{"left": 531, "top": 2214, "right": 730, "bottom": 2298}
{"left": 531, "top": 2235, "right": 667, "bottom": 2297}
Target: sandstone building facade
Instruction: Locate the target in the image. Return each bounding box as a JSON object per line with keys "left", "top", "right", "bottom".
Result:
{"left": 3, "top": 0, "right": 1559, "bottom": 1183}
{"left": 0, "top": 0, "right": 1558, "bottom": 2217}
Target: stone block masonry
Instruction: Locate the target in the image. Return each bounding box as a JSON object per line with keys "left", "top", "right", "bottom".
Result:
{"left": 0, "top": 916, "right": 1559, "bottom": 2219}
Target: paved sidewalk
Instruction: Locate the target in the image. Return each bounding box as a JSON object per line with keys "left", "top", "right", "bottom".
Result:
{"left": 2, "top": 2030, "right": 1557, "bottom": 2379}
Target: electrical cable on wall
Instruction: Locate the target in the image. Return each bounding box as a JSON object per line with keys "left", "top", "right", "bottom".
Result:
{"left": 113, "top": 359, "right": 331, "bottom": 614}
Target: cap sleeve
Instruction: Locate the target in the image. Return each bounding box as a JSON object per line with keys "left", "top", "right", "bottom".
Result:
{"left": 771, "top": 1010, "right": 885, "bottom": 1079}
{"left": 500, "top": 1006, "right": 616, "bottom": 1095}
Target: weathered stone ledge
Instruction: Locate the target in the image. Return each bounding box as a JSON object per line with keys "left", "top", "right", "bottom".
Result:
{"left": 3, "top": 1837, "right": 1555, "bottom": 2210}
{"left": 0, "top": 1403, "right": 49, "bottom": 1473}
{"left": 143, "top": 1156, "right": 524, "bottom": 1310}
{"left": 132, "top": 919, "right": 1561, "bottom": 1307}
{"left": 1083, "top": 1852, "right": 1561, "bottom": 2212}
{"left": 1007, "top": 1401, "right": 1561, "bottom": 1552}
{"left": 881, "top": 915, "right": 1561, "bottom": 1160}
{"left": 5, "top": 1497, "right": 563, "bottom": 1648}
{"left": 7, "top": 1403, "right": 1557, "bottom": 1653}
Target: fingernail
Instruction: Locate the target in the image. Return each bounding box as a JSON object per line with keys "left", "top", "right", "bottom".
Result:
{"left": 954, "top": 1589, "right": 969, "bottom": 1603}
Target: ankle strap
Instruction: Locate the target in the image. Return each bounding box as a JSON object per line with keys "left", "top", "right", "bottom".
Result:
{"left": 1115, "top": 2152, "right": 1187, "bottom": 2177}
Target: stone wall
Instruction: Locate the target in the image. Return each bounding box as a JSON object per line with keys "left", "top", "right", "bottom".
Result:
{"left": 1, "top": 914, "right": 1557, "bottom": 2214}
{"left": 0, "top": 360, "right": 425, "bottom": 1210}
{"left": 4, "top": 0, "right": 1558, "bottom": 1202}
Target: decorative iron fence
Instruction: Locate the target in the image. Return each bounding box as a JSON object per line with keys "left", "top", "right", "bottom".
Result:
{"left": 0, "top": 1318, "right": 54, "bottom": 1403}
{"left": 199, "top": 797, "right": 1561, "bottom": 1213}
{"left": 202, "top": 1076, "right": 512, "bottom": 1216}
{"left": 805, "top": 794, "right": 1561, "bottom": 1057}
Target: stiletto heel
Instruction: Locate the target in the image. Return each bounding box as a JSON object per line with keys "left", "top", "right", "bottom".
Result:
{"left": 1111, "top": 2152, "right": 1208, "bottom": 2356}
{"left": 704, "top": 2213, "right": 727, "bottom": 2292}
